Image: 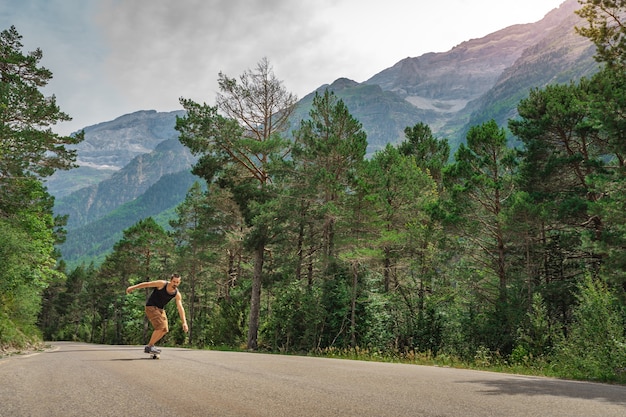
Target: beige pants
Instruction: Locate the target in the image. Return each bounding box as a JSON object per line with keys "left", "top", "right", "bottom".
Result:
{"left": 145, "top": 306, "right": 169, "bottom": 332}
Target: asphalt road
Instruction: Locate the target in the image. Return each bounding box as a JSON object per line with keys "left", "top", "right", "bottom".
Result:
{"left": 1, "top": 342, "right": 625, "bottom": 417}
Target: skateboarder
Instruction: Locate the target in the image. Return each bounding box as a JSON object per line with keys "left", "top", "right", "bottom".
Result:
{"left": 125, "top": 274, "right": 188, "bottom": 354}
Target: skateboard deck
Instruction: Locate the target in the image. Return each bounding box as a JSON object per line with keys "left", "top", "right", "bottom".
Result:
{"left": 145, "top": 351, "right": 160, "bottom": 359}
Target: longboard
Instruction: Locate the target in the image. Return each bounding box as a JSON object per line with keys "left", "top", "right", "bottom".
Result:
{"left": 145, "top": 351, "right": 160, "bottom": 359}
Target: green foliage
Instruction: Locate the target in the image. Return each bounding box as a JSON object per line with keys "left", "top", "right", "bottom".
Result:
{"left": 169, "top": 181, "right": 230, "bottom": 345}
{"left": 443, "top": 120, "right": 518, "bottom": 352}
{"left": 291, "top": 89, "right": 368, "bottom": 265}
{"left": 399, "top": 122, "right": 450, "bottom": 184}
{"left": 586, "top": 172, "right": 626, "bottom": 290}
{"left": 553, "top": 276, "right": 626, "bottom": 382}
{"left": 576, "top": 0, "right": 626, "bottom": 68}
{"left": 0, "top": 26, "right": 83, "bottom": 183}
{"left": 583, "top": 68, "right": 626, "bottom": 290}
{"left": 264, "top": 280, "right": 323, "bottom": 352}
{"left": 515, "top": 293, "right": 559, "bottom": 361}
{"left": 41, "top": 264, "right": 91, "bottom": 341}
{"left": 203, "top": 297, "right": 246, "bottom": 347}
{"left": 0, "top": 181, "right": 62, "bottom": 347}
{"left": 0, "top": 26, "right": 84, "bottom": 349}
{"left": 358, "top": 287, "right": 394, "bottom": 351}
{"left": 102, "top": 217, "right": 173, "bottom": 282}
{"left": 317, "top": 263, "right": 352, "bottom": 348}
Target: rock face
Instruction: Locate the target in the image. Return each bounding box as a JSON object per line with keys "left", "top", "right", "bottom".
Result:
{"left": 366, "top": 23, "right": 555, "bottom": 109}
{"left": 360, "top": 0, "right": 594, "bottom": 144}
{"left": 460, "top": 1, "right": 598, "bottom": 137}
{"left": 54, "top": 138, "right": 196, "bottom": 229}
{"left": 46, "top": 110, "right": 186, "bottom": 197}
{"left": 72, "top": 109, "right": 186, "bottom": 170}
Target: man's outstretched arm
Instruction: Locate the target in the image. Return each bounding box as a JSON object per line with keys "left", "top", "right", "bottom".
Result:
{"left": 176, "top": 293, "right": 189, "bottom": 332}
{"left": 126, "top": 280, "right": 166, "bottom": 294}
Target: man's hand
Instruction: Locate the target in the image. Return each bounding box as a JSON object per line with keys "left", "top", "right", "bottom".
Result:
{"left": 125, "top": 286, "right": 134, "bottom": 294}
{"left": 182, "top": 322, "right": 189, "bottom": 333}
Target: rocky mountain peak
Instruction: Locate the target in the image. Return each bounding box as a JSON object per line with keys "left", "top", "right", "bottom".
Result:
{"left": 71, "top": 109, "right": 185, "bottom": 170}
{"left": 367, "top": 1, "right": 579, "bottom": 106}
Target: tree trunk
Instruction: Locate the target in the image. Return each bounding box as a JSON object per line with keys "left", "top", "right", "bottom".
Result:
{"left": 496, "top": 227, "right": 507, "bottom": 304}
{"left": 189, "top": 275, "right": 196, "bottom": 344}
{"left": 350, "top": 262, "right": 358, "bottom": 348}
{"left": 295, "top": 205, "right": 305, "bottom": 281}
{"left": 383, "top": 247, "right": 391, "bottom": 292}
{"left": 247, "top": 242, "right": 264, "bottom": 350}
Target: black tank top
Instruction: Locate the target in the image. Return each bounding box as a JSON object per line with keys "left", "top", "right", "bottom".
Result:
{"left": 146, "top": 282, "right": 177, "bottom": 309}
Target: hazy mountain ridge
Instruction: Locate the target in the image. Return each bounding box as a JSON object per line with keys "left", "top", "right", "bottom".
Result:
{"left": 54, "top": 0, "right": 597, "bottom": 265}
{"left": 453, "top": 0, "right": 598, "bottom": 140}
{"left": 59, "top": 170, "right": 200, "bottom": 265}
{"left": 72, "top": 109, "right": 186, "bottom": 169}
{"left": 360, "top": 0, "right": 593, "bottom": 145}
{"left": 47, "top": 109, "right": 185, "bottom": 197}
{"left": 55, "top": 138, "right": 196, "bottom": 230}
{"left": 364, "top": 3, "right": 567, "bottom": 121}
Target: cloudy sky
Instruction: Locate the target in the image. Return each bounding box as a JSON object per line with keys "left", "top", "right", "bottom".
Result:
{"left": 3, "top": 0, "right": 567, "bottom": 135}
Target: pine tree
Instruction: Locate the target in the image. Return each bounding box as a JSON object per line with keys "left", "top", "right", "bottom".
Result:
{"left": 0, "top": 26, "right": 82, "bottom": 348}
{"left": 292, "top": 90, "right": 367, "bottom": 264}
{"left": 444, "top": 120, "right": 518, "bottom": 352}
{"left": 177, "top": 58, "right": 296, "bottom": 350}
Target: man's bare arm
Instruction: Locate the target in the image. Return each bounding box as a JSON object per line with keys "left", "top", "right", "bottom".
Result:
{"left": 126, "top": 280, "right": 166, "bottom": 294}
{"left": 176, "top": 293, "right": 189, "bottom": 332}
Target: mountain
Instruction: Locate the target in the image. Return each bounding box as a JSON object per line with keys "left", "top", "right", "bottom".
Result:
{"left": 291, "top": 78, "right": 431, "bottom": 155}
{"left": 446, "top": 0, "right": 598, "bottom": 143}
{"left": 55, "top": 137, "right": 196, "bottom": 230}
{"left": 59, "top": 170, "right": 200, "bottom": 265}
{"left": 51, "top": 112, "right": 199, "bottom": 266}
{"left": 317, "top": 0, "right": 596, "bottom": 150}
{"left": 53, "top": 0, "right": 599, "bottom": 266}
{"left": 46, "top": 109, "right": 186, "bottom": 197}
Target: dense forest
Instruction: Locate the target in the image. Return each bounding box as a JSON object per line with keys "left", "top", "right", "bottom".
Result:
{"left": 2, "top": 1, "right": 626, "bottom": 383}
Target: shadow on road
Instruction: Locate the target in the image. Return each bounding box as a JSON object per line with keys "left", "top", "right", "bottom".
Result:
{"left": 47, "top": 348, "right": 137, "bottom": 354}
{"left": 466, "top": 377, "right": 626, "bottom": 407}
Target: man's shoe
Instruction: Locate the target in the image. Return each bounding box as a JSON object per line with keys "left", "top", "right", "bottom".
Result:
{"left": 148, "top": 346, "right": 161, "bottom": 354}
{"left": 144, "top": 345, "right": 151, "bottom": 353}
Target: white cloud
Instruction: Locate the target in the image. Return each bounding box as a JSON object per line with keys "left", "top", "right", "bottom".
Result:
{"left": 93, "top": 0, "right": 335, "bottom": 111}
{"left": 1, "top": 0, "right": 567, "bottom": 135}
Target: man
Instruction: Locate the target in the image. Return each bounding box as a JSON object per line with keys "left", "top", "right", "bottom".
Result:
{"left": 126, "top": 273, "right": 188, "bottom": 354}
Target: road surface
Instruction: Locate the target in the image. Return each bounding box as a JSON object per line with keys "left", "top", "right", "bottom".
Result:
{"left": 1, "top": 342, "right": 625, "bottom": 416}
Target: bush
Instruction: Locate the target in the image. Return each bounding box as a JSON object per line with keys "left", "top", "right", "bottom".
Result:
{"left": 553, "top": 276, "right": 626, "bottom": 382}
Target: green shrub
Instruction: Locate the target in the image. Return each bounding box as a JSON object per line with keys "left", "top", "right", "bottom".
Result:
{"left": 553, "top": 276, "right": 626, "bottom": 382}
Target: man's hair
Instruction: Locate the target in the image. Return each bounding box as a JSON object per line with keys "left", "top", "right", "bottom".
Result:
{"left": 171, "top": 273, "right": 181, "bottom": 279}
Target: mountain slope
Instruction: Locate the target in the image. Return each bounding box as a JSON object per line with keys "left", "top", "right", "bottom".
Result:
{"left": 47, "top": 110, "right": 185, "bottom": 197}
{"left": 291, "top": 78, "right": 433, "bottom": 155}
{"left": 58, "top": 170, "right": 201, "bottom": 265}
{"left": 55, "top": 138, "right": 196, "bottom": 229}
{"left": 351, "top": 0, "right": 594, "bottom": 147}
{"left": 452, "top": 0, "right": 598, "bottom": 144}
{"left": 364, "top": 3, "right": 569, "bottom": 127}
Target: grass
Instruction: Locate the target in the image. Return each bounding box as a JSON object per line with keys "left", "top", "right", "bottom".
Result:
{"left": 301, "top": 346, "right": 626, "bottom": 384}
